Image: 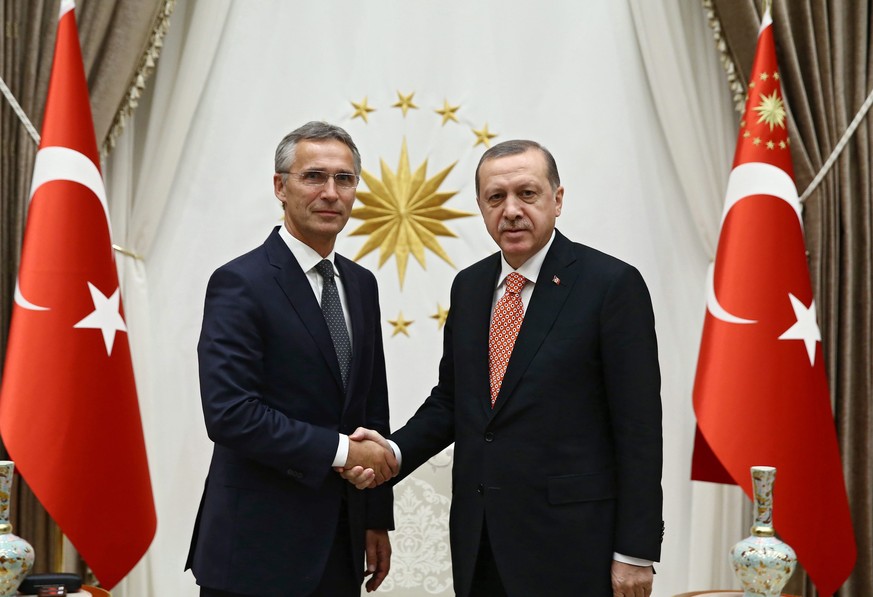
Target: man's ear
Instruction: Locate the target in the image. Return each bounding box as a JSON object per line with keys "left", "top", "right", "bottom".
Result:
{"left": 273, "top": 173, "right": 286, "bottom": 202}
{"left": 274, "top": 175, "right": 288, "bottom": 211}
{"left": 554, "top": 185, "right": 564, "bottom": 217}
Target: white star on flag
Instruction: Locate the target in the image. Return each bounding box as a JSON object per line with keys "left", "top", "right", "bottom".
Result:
{"left": 777, "top": 293, "right": 821, "bottom": 366}
{"left": 73, "top": 282, "right": 128, "bottom": 355}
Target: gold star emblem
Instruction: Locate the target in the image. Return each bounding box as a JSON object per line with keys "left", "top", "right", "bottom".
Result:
{"left": 743, "top": 131, "right": 751, "bottom": 138}
{"left": 430, "top": 303, "right": 449, "bottom": 329}
{"left": 753, "top": 137, "right": 762, "bottom": 146}
{"left": 435, "top": 99, "right": 460, "bottom": 126}
{"left": 749, "top": 81, "right": 756, "bottom": 88}
{"left": 753, "top": 90, "right": 786, "bottom": 131}
{"left": 779, "top": 140, "right": 787, "bottom": 149}
{"left": 773, "top": 72, "right": 780, "bottom": 80}
{"left": 351, "top": 97, "right": 376, "bottom": 123}
{"left": 349, "top": 139, "right": 475, "bottom": 287}
{"left": 760, "top": 72, "right": 769, "bottom": 81}
{"left": 388, "top": 312, "right": 413, "bottom": 337}
{"left": 766, "top": 140, "right": 775, "bottom": 150}
{"left": 472, "top": 123, "right": 498, "bottom": 148}
{"left": 392, "top": 91, "right": 418, "bottom": 117}
{"left": 740, "top": 120, "right": 746, "bottom": 128}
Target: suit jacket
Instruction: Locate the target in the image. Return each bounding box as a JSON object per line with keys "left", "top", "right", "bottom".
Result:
{"left": 391, "top": 230, "right": 662, "bottom": 597}
{"left": 186, "top": 228, "right": 393, "bottom": 595}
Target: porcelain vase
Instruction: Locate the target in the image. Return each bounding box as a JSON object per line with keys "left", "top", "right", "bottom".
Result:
{"left": 0, "top": 461, "right": 35, "bottom": 597}
{"left": 730, "top": 466, "right": 796, "bottom": 597}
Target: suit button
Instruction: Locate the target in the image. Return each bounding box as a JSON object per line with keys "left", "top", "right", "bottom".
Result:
{"left": 477, "top": 484, "right": 484, "bottom": 495}
{"left": 484, "top": 432, "right": 494, "bottom": 442}
{"left": 287, "top": 469, "right": 303, "bottom": 479}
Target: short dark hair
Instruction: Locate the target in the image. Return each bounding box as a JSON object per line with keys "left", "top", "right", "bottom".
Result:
{"left": 474, "top": 139, "right": 560, "bottom": 196}
{"left": 275, "top": 121, "right": 362, "bottom": 183}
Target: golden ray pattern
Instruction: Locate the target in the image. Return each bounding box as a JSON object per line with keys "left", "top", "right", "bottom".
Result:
{"left": 348, "top": 139, "right": 475, "bottom": 287}
{"left": 388, "top": 312, "right": 414, "bottom": 337}
{"left": 753, "top": 90, "right": 786, "bottom": 131}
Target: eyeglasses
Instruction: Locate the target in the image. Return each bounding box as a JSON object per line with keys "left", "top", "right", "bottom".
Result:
{"left": 281, "top": 170, "right": 360, "bottom": 189}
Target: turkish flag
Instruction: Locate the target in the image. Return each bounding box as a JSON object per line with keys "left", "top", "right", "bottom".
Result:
{"left": 691, "top": 9, "right": 855, "bottom": 596}
{"left": 0, "top": 2, "right": 155, "bottom": 589}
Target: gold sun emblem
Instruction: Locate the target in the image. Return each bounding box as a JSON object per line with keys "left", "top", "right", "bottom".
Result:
{"left": 348, "top": 139, "right": 474, "bottom": 287}
{"left": 753, "top": 90, "right": 786, "bottom": 131}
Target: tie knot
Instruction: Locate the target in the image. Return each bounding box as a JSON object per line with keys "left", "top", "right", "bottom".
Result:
{"left": 315, "top": 259, "right": 335, "bottom": 281}
{"left": 505, "top": 272, "right": 526, "bottom": 295}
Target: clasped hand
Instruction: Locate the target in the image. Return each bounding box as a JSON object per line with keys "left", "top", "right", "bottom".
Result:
{"left": 335, "top": 427, "right": 397, "bottom": 488}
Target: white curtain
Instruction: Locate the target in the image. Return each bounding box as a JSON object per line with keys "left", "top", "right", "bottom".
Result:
{"left": 103, "top": 1, "right": 232, "bottom": 595}
{"left": 103, "top": 1, "right": 739, "bottom": 595}
{"left": 628, "top": 0, "right": 745, "bottom": 591}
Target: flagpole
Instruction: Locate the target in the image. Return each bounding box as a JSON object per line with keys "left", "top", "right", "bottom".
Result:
{"left": 52, "top": 525, "right": 64, "bottom": 572}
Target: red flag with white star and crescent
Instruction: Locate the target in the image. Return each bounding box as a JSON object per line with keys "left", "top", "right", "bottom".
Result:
{"left": 690, "top": 8, "right": 855, "bottom": 595}
{"left": 0, "top": 1, "right": 155, "bottom": 589}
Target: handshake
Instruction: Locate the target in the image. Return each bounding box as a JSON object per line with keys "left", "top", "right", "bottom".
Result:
{"left": 335, "top": 428, "right": 398, "bottom": 489}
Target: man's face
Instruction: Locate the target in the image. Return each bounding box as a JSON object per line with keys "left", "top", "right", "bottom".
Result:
{"left": 476, "top": 149, "right": 563, "bottom": 269}
{"left": 273, "top": 139, "right": 357, "bottom": 256}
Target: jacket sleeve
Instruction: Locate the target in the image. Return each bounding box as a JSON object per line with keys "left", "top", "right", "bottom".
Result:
{"left": 364, "top": 277, "right": 395, "bottom": 529}
{"left": 600, "top": 265, "right": 664, "bottom": 561}
{"left": 198, "top": 265, "right": 338, "bottom": 489}
{"left": 389, "top": 278, "right": 459, "bottom": 481}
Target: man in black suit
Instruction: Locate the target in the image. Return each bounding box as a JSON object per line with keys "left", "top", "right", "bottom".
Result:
{"left": 343, "top": 140, "right": 663, "bottom": 596}
{"left": 187, "top": 122, "right": 398, "bottom": 596}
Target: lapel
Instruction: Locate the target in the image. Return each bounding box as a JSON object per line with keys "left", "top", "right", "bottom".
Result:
{"left": 265, "top": 229, "right": 345, "bottom": 393}
{"left": 491, "top": 230, "right": 579, "bottom": 419}
{"left": 336, "top": 255, "right": 363, "bottom": 409}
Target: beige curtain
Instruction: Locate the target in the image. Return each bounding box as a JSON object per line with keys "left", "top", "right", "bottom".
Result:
{"left": 710, "top": 1, "right": 873, "bottom": 595}
{"left": 0, "top": 0, "right": 170, "bottom": 580}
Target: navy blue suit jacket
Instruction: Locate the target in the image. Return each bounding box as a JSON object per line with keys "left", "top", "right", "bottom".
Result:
{"left": 391, "top": 230, "right": 663, "bottom": 596}
{"left": 186, "top": 228, "right": 393, "bottom": 595}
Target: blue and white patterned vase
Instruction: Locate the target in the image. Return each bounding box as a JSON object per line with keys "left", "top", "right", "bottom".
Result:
{"left": 0, "top": 461, "right": 34, "bottom": 597}
{"left": 730, "top": 466, "right": 796, "bottom": 597}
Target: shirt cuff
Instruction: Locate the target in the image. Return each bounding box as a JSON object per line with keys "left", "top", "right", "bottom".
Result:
{"left": 332, "top": 433, "right": 349, "bottom": 468}
{"left": 613, "top": 553, "right": 654, "bottom": 567}
{"left": 386, "top": 439, "right": 402, "bottom": 469}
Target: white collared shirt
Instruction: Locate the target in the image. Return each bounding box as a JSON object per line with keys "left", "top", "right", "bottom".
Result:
{"left": 490, "top": 230, "right": 556, "bottom": 315}
{"left": 278, "top": 225, "right": 352, "bottom": 342}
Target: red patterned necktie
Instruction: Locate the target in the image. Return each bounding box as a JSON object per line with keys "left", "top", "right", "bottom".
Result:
{"left": 488, "top": 272, "right": 527, "bottom": 407}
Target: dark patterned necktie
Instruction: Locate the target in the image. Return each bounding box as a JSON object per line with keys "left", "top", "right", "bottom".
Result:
{"left": 315, "top": 259, "right": 351, "bottom": 388}
{"left": 488, "top": 272, "right": 527, "bottom": 407}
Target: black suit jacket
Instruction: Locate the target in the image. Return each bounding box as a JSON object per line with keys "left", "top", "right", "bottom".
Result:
{"left": 391, "top": 230, "right": 662, "bottom": 597}
{"left": 186, "top": 228, "right": 393, "bottom": 595}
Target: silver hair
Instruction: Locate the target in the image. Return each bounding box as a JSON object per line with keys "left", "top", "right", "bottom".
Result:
{"left": 474, "top": 139, "right": 560, "bottom": 195}
{"left": 274, "top": 121, "right": 362, "bottom": 185}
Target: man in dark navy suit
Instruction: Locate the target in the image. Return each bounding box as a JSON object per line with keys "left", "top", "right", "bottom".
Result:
{"left": 343, "top": 140, "right": 663, "bottom": 597}
{"left": 187, "top": 122, "right": 397, "bottom": 596}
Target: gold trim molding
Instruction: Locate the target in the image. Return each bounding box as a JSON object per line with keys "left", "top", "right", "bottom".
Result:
{"left": 702, "top": 0, "right": 746, "bottom": 114}
{"left": 101, "top": 0, "right": 176, "bottom": 158}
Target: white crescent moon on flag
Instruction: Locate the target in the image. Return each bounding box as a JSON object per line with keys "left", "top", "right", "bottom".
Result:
{"left": 707, "top": 162, "right": 802, "bottom": 324}
{"left": 721, "top": 162, "right": 802, "bottom": 227}
{"left": 14, "top": 146, "right": 112, "bottom": 311}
